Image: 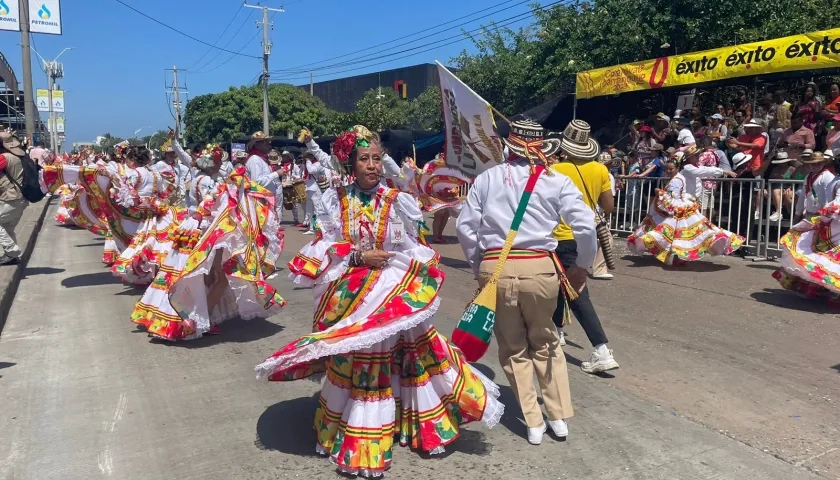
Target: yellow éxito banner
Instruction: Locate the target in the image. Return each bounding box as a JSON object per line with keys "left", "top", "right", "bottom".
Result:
{"left": 575, "top": 28, "right": 840, "bottom": 99}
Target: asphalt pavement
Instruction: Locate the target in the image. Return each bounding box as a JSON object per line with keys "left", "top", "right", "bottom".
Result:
{"left": 0, "top": 202, "right": 836, "bottom": 480}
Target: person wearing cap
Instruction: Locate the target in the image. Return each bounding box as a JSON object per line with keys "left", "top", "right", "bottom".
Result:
{"left": 549, "top": 120, "right": 620, "bottom": 375}
{"left": 676, "top": 117, "right": 696, "bottom": 147}
{"left": 773, "top": 149, "right": 840, "bottom": 301}
{"left": 457, "top": 119, "right": 597, "bottom": 445}
{"left": 0, "top": 129, "right": 28, "bottom": 265}
{"left": 628, "top": 146, "right": 743, "bottom": 267}
{"left": 708, "top": 113, "right": 729, "bottom": 149}
{"left": 727, "top": 118, "right": 769, "bottom": 233}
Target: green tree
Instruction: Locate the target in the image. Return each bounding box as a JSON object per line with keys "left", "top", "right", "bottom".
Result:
{"left": 409, "top": 86, "right": 444, "bottom": 131}
{"left": 183, "top": 83, "right": 341, "bottom": 143}
{"left": 350, "top": 88, "right": 412, "bottom": 131}
{"left": 94, "top": 133, "right": 125, "bottom": 153}
{"left": 454, "top": 0, "right": 838, "bottom": 116}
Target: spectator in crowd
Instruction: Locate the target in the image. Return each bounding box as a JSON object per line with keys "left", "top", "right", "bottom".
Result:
{"left": 737, "top": 92, "right": 753, "bottom": 120}
{"left": 716, "top": 104, "right": 727, "bottom": 117}
{"left": 730, "top": 110, "right": 747, "bottom": 138}
{"left": 824, "top": 82, "right": 840, "bottom": 117}
{"left": 708, "top": 113, "right": 729, "bottom": 149}
{"left": 654, "top": 113, "right": 675, "bottom": 149}
{"left": 698, "top": 138, "right": 721, "bottom": 213}
{"left": 728, "top": 119, "right": 768, "bottom": 235}
{"left": 638, "top": 143, "right": 665, "bottom": 179}
{"left": 633, "top": 125, "right": 656, "bottom": 166}
{"left": 766, "top": 151, "right": 799, "bottom": 222}
{"left": 827, "top": 114, "right": 840, "bottom": 151}
{"left": 0, "top": 130, "right": 28, "bottom": 265}
{"left": 778, "top": 114, "right": 816, "bottom": 160}
{"left": 692, "top": 116, "right": 707, "bottom": 142}
{"left": 796, "top": 82, "right": 822, "bottom": 131}
{"left": 676, "top": 117, "right": 696, "bottom": 146}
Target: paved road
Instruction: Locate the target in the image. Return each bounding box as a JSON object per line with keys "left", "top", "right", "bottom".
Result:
{"left": 0, "top": 202, "right": 835, "bottom": 480}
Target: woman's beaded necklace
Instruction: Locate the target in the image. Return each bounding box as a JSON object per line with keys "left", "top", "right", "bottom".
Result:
{"left": 349, "top": 184, "right": 385, "bottom": 251}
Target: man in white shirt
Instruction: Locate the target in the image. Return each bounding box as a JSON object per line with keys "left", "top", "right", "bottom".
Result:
{"left": 457, "top": 119, "right": 596, "bottom": 446}
{"left": 244, "top": 130, "right": 282, "bottom": 201}
{"left": 676, "top": 117, "right": 696, "bottom": 146}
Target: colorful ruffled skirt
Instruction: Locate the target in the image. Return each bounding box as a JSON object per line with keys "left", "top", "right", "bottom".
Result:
{"left": 133, "top": 173, "right": 286, "bottom": 340}
{"left": 628, "top": 191, "right": 744, "bottom": 263}
{"left": 256, "top": 253, "right": 503, "bottom": 477}
{"left": 111, "top": 207, "right": 187, "bottom": 286}
{"left": 54, "top": 184, "right": 80, "bottom": 226}
{"left": 773, "top": 204, "right": 840, "bottom": 300}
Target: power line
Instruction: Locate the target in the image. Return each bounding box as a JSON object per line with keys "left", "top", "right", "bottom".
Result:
{"left": 190, "top": 10, "right": 257, "bottom": 73}
{"left": 273, "top": 0, "right": 528, "bottom": 74}
{"left": 270, "top": 0, "right": 567, "bottom": 81}
{"left": 183, "top": 2, "right": 246, "bottom": 71}
{"left": 191, "top": 12, "right": 276, "bottom": 75}
{"left": 112, "top": 0, "right": 260, "bottom": 59}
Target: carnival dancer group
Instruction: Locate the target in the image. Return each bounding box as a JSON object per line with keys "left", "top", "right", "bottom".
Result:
{"left": 2, "top": 110, "right": 786, "bottom": 477}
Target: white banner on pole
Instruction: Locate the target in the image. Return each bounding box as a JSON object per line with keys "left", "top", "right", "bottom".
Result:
{"left": 436, "top": 61, "right": 504, "bottom": 178}
{"left": 0, "top": 0, "right": 21, "bottom": 32}
{"left": 36, "top": 88, "right": 50, "bottom": 112}
{"left": 56, "top": 117, "right": 65, "bottom": 133}
{"left": 52, "top": 90, "right": 64, "bottom": 113}
{"left": 29, "top": 0, "right": 61, "bottom": 35}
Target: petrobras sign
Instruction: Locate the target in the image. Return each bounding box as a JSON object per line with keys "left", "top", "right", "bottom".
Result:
{"left": 0, "top": 0, "right": 21, "bottom": 32}
{"left": 30, "top": 0, "right": 61, "bottom": 35}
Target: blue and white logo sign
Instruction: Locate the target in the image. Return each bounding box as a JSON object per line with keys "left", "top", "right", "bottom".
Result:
{"left": 0, "top": 0, "right": 21, "bottom": 32}
{"left": 29, "top": 0, "right": 61, "bottom": 35}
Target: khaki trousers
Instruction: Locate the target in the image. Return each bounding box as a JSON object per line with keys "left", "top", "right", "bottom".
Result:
{"left": 479, "top": 256, "right": 574, "bottom": 428}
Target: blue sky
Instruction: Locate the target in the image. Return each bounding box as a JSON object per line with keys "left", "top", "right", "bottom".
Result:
{"left": 0, "top": 0, "right": 540, "bottom": 145}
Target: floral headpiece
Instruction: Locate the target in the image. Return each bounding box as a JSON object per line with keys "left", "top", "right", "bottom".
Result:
{"left": 332, "top": 125, "right": 376, "bottom": 162}
{"left": 196, "top": 143, "right": 224, "bottom": 170}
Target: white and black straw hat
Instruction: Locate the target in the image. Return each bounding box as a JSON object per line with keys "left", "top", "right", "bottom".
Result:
{"left": 502, "top": 119, "right": 561, "bottom": 159}
{"left": 559, "top": 119, "right": 601, "bottom": 160}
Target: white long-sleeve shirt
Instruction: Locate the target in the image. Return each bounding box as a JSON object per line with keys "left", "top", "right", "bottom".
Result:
{"left": 681, "top": 164, "right": 724, "bottom": 198}
{"left": 245, "top": 154, "right": 281, "bottom": 195}
{"left": 456, "top": 161, "right": 597, "bottom": 277}
{"left": 796, "top": 170, "right": 838, "bottom": 215}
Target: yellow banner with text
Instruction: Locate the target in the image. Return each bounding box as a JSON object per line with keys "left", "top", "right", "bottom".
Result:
{"left": 575, "top": 28, "right": 840, "bottom": 99}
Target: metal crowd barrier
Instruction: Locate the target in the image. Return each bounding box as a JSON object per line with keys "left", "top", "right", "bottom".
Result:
{"left": 610, "top": 175, "right": 805, "bottom": 260}
{"left": 457, "top": 173, "right": 803, "bottom": 262}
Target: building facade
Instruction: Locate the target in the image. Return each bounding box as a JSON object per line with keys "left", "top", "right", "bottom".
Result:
{"left": 300, "top": 63, "right": 448, "bottom": 113}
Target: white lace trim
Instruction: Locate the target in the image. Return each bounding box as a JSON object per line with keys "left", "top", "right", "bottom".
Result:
{"left": 255, "top": 297, "right": 440, "bottom": 379}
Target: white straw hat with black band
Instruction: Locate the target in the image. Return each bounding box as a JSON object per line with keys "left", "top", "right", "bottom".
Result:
{"left": 559, "top": 119, "right": 601, "bottom": 160}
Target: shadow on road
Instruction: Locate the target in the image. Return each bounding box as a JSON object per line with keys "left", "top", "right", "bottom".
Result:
{"left": 622, "top": 255, "right": 731, "bottom": 272}
{"left": 155, "top": 318, "right": 284, "bottom": 348}
{"left": 471, "top": 363, "right": 527, "bottom": 441}
{"left": 832, "top": 364, "right": 840, "bottom": 374}
{"left": 61, "top": 271, "right": 123, "bottom": 288}
{"left": 255, "top": 393, "right": 321, "bottom": 456}
{"left": 23, "top": 267, "right": 65, "bottom": 277}
{"left": 0, "top": 362, "right": 15, "bottom": 369}
{"left": 751, "top": 289, "right": 835, "bottom": 314}
{"left": 438, "top": 256, "right": 472, "bottom": 271}
{"left": 58, "top": 224, "right": 86, "bottom": 231}
{"left": 75, "top": 242, "right": 106, "bottom": 248}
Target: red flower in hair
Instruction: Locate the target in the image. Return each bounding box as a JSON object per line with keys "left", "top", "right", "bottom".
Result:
{"left": 332, "top": 131, "right": 358, "bottom": 162}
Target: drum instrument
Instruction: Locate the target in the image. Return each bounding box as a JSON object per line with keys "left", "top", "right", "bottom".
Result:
{"left": 282, "top": 180, "right": 306, "bottom": 210}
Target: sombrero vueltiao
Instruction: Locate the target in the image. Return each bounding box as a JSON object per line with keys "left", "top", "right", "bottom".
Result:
{"left": 559, "top": 119, "right": 600, "bottom": 160}
{"left": 502, "top": 119, "right": 561, "bottom": 160}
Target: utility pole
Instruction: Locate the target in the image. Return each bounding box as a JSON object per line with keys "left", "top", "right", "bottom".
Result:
{"left": 310, "top": 72, "right": 313, "bottom": 96}
{"left": 19, "top": 0, "right": 36, "bottom": 145}
{"left": 165, "top": 66, "right": 188, "bottom": 139}
{"left": 244, "top": 2, "right": 284, "bottom": 135}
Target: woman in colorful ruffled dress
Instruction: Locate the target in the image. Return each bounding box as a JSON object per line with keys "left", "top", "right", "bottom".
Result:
{"left": 255, "top": 125, "right": 502, "bottom": 478}
{"left": 416, "top": 155, "right": 470, "bottom": 243}
{"left": 628, "top": 147, "right": 744, "bottom": 265}
{"left": 773, "top": 151, "right": 840, "bottom": 299}
{"left": 108, "top": 146, "right": 185, "bottom": 286}
{"left": 131, "top": 147, "right": 286, "bottom": 340}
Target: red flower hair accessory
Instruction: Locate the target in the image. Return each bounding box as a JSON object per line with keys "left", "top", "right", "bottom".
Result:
{"left": 332, "top": 125, "right": 375, "bottom": 163}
